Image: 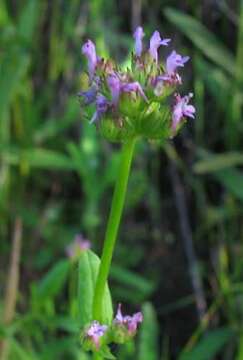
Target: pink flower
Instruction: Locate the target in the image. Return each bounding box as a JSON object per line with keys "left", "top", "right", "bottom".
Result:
{"left": 154, "top": 51, "right": 189, "bottom": 88}
{"left": 107, "top": 75, "right": 148, "bottom": 105}
{"left": 66, "top": 234, "right": 91, "bottom": 258}
{"left": 166, "top": 50, "right": 189, "bottom": 75}
{"left": 86, "top": 321, "right": 108, "bottom": 349}
{"left": 172, "top": 93, "right": 196, "bottom": 131}
{"left": 133, "top": 26, "right": 145, "bottom": 57}
{"left": 149, "top": 31, "right": 171, "bottom": 64}
{"left": 155, "top": 72, "right": 182, "bottom": 89}
{"left": 122, "top": 81, "right": 148, "bottom": 102}
{"left": 90, "top": 94, "right": 110, "bottom": 124}
{"left": 82, "top": 40, "right": 98, "bottom": 79}
{"left": 107, "top": 73, "right": 121, "bottom": 106}
{"left": 114, "top": 304, "right": 143, "bottom": 335}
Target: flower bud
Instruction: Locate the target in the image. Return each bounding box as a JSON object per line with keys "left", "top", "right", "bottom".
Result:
{"left": 66, "top": 234, "right": 90, "bottom": 260}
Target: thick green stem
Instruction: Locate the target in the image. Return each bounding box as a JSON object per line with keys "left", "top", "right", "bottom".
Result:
{"left": 92, "top": 138, "right": 137, "bottom": 321}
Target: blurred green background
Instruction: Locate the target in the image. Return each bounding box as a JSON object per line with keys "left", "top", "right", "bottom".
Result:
{"left": 0, "top": 0, "right": 243, "bottom": 359}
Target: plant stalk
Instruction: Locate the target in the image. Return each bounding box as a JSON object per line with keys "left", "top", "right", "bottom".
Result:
{"left": 92, "top": 138, "right": 137, "bottom": 321}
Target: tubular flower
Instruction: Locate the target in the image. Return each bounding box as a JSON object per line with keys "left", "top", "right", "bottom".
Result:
{"left": 107, "top": 73, "right": 121, "bottom": 106}
{"left": 79, "top": 27, "right": 195, "bottom": 142}
{"left": 90, "top": 94, "right": 110, "bottom": 124}
{"left": 113, "top": 304, "right": 143, "bottom": 336}
{"left": 172, "top": 93, "right": 196, "bottom": 131}
{"left": 166, "top": 50, "right": 190, "bottom": 75}
{"left": 156, "top": 50, "right": 190, "bottom": 86}
{"left": 149, "top": 30, "right": 171, "bottom": 63}
{"left": 133, "top": 26, "right": 145, "bottom": 57}
{"left": 82, "top": 40, "right": 98, "bottom": 79}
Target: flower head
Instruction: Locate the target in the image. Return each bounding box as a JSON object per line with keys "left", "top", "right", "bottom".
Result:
{"left": 66, "top": 234, "right": 90, "bottom": 259}
{"left": 85, "top": 321, "right": 108, "bottom": 350}
{"left": 172, "top": 93, "right": 196, "bottom": 131}
{"left": 82, "top": 40, "right": 98, "bottom": 79}
{"left": 79, "top": 27, "right": 194, "bottom": 141}
{"left": 133, "top": 26, "right": 145, "bottom": 57}
{"left": 113, "top": 304, "right": 143, "bottom": 336}
{"left": 149, "top": 30, "right": 171, "bottom": 63}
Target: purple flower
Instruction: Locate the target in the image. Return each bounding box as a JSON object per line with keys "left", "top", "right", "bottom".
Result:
{"left": 85, "top": 321, "right": 108, "bottom": 349}
{"left": 114, "top": 304, "right": 143, "bottom": 335}
{"left": 172, "top": 93, "right": 196, "bottom": 130}
{"left": 107, "top": 73, "right": 121, "bottom": 106}
{"left": 66, "top": 234, "right": 91, "bottom": 258}
{"left": 133, "top": 26, "right": 145, "bottom": 57}
{"left": 82, "top": 40, "right": 98, "bottom": 79}
{"left": 154, "top": 51, "right": 189, "bottom": 88}
{"left": 122, "top": 81, "right": 148, "bottom": 102}
{"left": 90, "top": 94, "right": 110, "bottom": 124}
{"left": 155, "top": 72, "right": 182, "bottom": 88}
{"left": 149, "top": 31, "right": 171, "bottom": 64}
{"left": 166, "top": 50, "right": 189, "bottom": 75}
{"left": 78, "top": 86, "right": 97, "bottom": 105}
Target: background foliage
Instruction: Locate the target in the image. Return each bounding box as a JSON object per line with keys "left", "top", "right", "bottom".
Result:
{"left": 0, "top": 0, "right": 243, "bottom": 359}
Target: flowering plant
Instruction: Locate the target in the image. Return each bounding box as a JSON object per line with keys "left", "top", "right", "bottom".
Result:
{"left": 77, "top": 26, "right": 195, "bottom": 359}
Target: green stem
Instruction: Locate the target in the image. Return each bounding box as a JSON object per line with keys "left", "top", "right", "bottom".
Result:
{"left": 92, "top": 138, "right": 137, "bottom": 321}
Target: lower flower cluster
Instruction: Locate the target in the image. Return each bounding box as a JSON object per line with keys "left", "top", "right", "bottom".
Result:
{"left": 81, "top": 304, "right": 143, "bottom": 354}
{"left": 79, "top": 26, "right": 195, "bottom": 142}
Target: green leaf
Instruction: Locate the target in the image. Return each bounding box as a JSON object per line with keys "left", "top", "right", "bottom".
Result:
{"left": 214, "top": 168, "right": 243, "bottom": 201}
{"left": 34, "top": 259, "right": 70, "bottom": 302}
{"left": 179, "top": 327, "right": 233, "bottom": 360}
{"left": 17, "top": 0, "right": 40, "bottom": 44}
{"left": 0, "top": 2, "right": 11, "bottom": 27}
{"left": 110, "top": 265, "right": 155, "bottom": 298}
{"left": 139, "top": 303, "right": 159, "bottom": 360}
{"left": 78, "top": 250, "right": 113, "bottom": 327}
{"left": 34, "top": 98, "right": 80, "bottom": 142}
{"left": 0, "top": 49, "right": 29, "bottom": 125}
{"left": 39, "top": 337, "right": 79, "bottom": 360}
{"left": 194, "top": 152, "right": 243, "bottom": 174}
{"left": 2, "top": 147, "right": 76, "bottom": 170}
{"left": 99, "top": 345, "right": 116, "bottom": 359}
{"left": 164, "top": 8, "right": 235, "bottom": 75}
{"left": 195, "top": 57, "right": 231, "bottom": 109}
{"left": 10, "top": 339, "right": 38, "bottom": 360}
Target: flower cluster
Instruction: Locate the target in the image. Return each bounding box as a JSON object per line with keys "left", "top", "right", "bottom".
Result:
{"left": 81, "top": 304, "right": 143, "bottom": 354}
{"left": 112, "top": 303, "right": 143, "bottom": 343}
{"left": 82, "top": 321, "right": 108, "bottom": 351}
{"left": 79, "top": 26, "right": 195, "bottom": 142}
